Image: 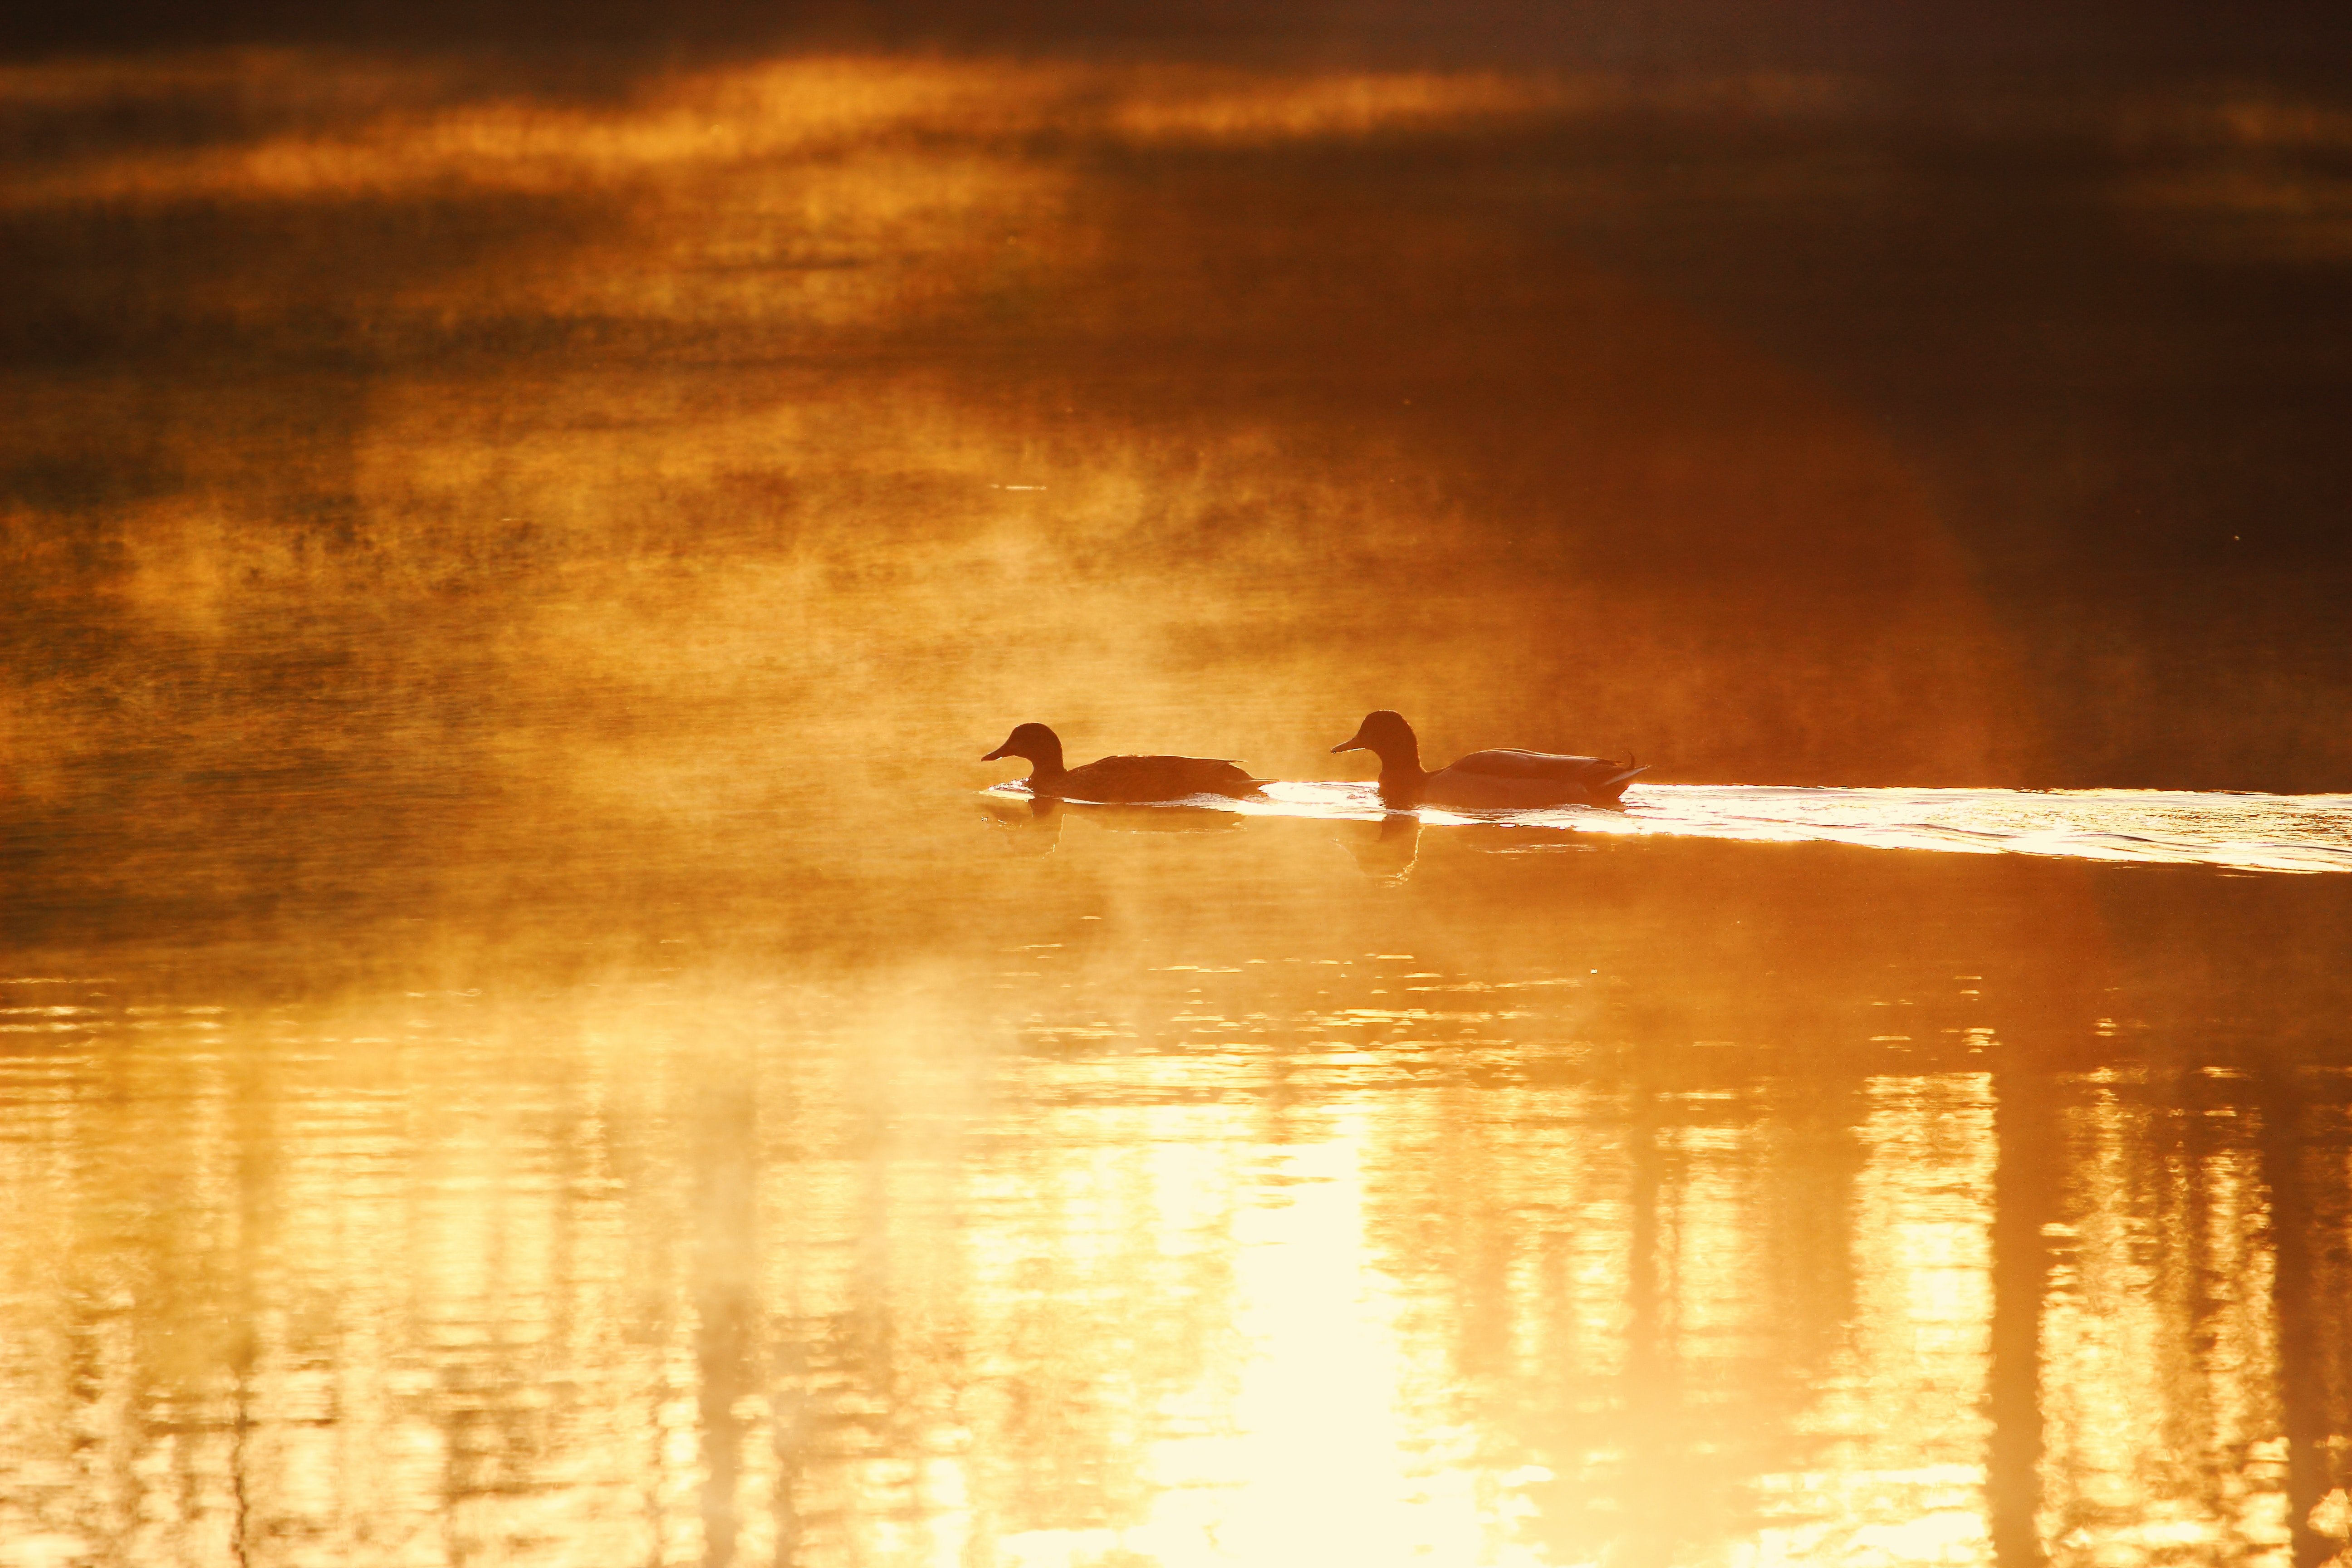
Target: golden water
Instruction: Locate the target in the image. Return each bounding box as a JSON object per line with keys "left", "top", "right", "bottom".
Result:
{"left": 5, "top": 50, "right": 2350, "bottom": 1568}
{"left": 6, "top": 823, "right": 2350, "bottom": 1567}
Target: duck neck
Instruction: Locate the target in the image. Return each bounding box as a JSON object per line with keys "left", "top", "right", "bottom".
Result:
{"left": 1372, "top": 740, "right": 1426, "bottom": 797}
{"left": 1024, "top": 735, "right": 1068, "bottom": 787}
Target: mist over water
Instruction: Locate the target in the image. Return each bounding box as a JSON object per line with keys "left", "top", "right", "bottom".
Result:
{"left": 4, "top": 41, "right": 2351, "bottom": 1568}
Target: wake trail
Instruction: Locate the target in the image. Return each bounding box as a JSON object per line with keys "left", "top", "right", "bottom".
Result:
{"left": 1148, "top": 782, "right": 2352, "bottom": 875}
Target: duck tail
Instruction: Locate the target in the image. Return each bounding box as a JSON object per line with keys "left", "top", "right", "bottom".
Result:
{"left": 1594, "top": 762, "right": 1649, "bottom": 803}
{"left": 1211, "top": 764, "right": 1274, "bottom": 799}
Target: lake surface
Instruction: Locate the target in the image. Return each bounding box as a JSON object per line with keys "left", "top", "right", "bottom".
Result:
{"left": 5, "top": 47, "right": 2351, "bottom": 1568}
{"left": 7, "top": 777, "right": 2350, "bottom": 1568}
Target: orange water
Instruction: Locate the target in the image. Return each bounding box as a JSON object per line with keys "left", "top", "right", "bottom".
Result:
{"left": 5, "top": 50, "right": 2350, "bottom": 1568}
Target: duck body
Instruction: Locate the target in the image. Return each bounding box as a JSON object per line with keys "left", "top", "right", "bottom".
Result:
{"left": 984, "top": 722, "right": 1269, "bottom": 804}
{"left": 1332, "top": 710, "right": 1647, "bottom": 810}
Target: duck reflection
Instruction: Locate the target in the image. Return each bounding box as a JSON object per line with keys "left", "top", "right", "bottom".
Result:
{"left": 1466, "top": 825, "right": 1594, "bottom": 856}
{"left": 1070, "top": 802, "right": 1246, "bottom": 834}
{"left": 979, "top": 792, "right": 1247, "bottom": 851}
{"left": 978, "top": 792, "right": 1064, "bottom": 854}
{"left": 1339, "top": 811, "right": 1422, "bottom": 882}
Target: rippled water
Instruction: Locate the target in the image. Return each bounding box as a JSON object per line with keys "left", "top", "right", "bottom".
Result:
{"left": 8, "top": 792, "right": 2351, "bottom": 1567}
{"left": 1188, "top": 783, "right": 2352, "bottom": 875}
{"left": 6, "top": 45, "right": 2352, "bottom": 1568}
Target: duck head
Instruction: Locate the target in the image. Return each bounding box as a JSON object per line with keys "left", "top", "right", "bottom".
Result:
{"left": 1332, "top": 710, "right": 1427, "bottom": 802}
{"left": 1331, "top": 710, "right": 1422, "bottom": 771}
{"left": 983, "top": 722, "right": 1066, "bottom": 775}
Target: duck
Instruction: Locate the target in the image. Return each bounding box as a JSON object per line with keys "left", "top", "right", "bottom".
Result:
{"left": 983, "top": 722, "right": 1270, "bottom": 804}
{"left": 1330, "top": 710, "right": 1647, "bottom": 809}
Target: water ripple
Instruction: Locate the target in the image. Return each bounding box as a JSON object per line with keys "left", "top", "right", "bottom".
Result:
{"left": 1182, "top": 782, "right": 2352, "bottom": 874}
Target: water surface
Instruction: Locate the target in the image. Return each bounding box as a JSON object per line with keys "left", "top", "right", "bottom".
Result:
{"left": 1147, "top": 782, "right": 2352, "bottom": 876}
{"left": 8, "top": 784, "right": 2351, "bottom": 1567}
{"left": 5, "top": 47, "right": 2350, "bottom": 1568}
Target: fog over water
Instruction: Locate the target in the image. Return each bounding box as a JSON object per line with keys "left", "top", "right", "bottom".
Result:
{"left": 3, "top": 33, "right": 2350, "bottom": 1568}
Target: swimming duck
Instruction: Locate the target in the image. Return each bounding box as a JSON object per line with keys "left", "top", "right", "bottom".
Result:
{"left": 983, "top": 722, "right": 1269, "bottom": 804}
{"left": 1330, "top": 710, "right": 1647, "bottom": 809}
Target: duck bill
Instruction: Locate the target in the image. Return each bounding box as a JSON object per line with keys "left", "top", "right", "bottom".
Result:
{"left": 982, "top": 744, "right": 1010, "bottom": 761}
{"left": 1330, "top": 730, "right": 1369, "bottom": 754}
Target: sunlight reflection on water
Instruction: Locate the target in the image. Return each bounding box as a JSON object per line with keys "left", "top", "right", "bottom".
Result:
{"left": 4, "top": 819, "right": 2350, "bottom": 1565}
{"left": 5, "top": 43, "right": 2352, "bottom": 1568}
{"left": 10, "top": 773, "right": 2347, "bottom": 1563}
{"left": 1167, "top": 783, "right": 2352, "bottom": 874}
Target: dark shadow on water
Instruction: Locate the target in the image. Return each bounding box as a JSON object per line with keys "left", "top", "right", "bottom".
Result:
{"left": 2259, "top": 1063, "right": 2345, "bottom": 1568}
{"left": 1989, "top": 1061, "right": 2057, "bottom": 1568}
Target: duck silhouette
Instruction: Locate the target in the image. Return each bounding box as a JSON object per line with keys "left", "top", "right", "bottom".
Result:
{"left": 984, "top": 722, "right": 1269, "bottom": 803}
{"left": 1331, "top": 710, "right": 1646, "bottom": 809}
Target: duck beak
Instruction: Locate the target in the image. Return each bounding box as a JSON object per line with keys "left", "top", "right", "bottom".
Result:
{"left": 1331, "top": 729, "right": 1368, "bottom": 754}
{"left": 982, "top": 744, "right": 1010, "bottom": 761}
